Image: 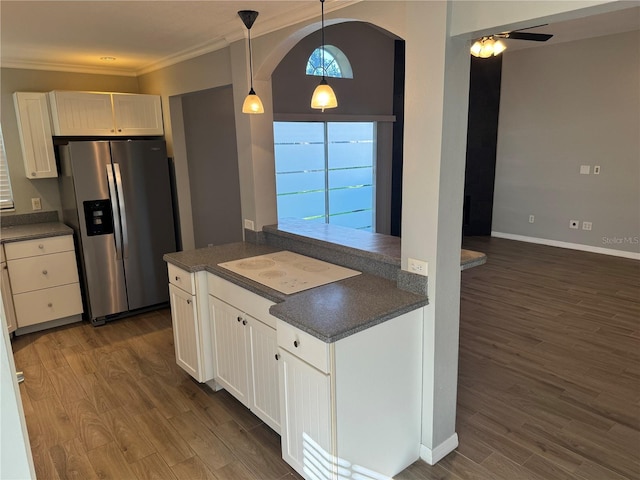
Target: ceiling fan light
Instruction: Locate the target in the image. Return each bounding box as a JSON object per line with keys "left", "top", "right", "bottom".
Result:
{"left": 478, "top": 38, "right": 495, "bottom": 58}
{"left": 242, "top": 88, "right": 264, "bottom": 114}
{"left": 493, "top": 39, "right": 507, "bottom": 55}
{"left": 311, "top": 78, "right": 338, "bottom": 112}
{"left": 470, "top": 40, "right": 483, "bottom": 57}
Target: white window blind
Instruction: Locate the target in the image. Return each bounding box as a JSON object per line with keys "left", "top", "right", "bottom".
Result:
{"left": 0, "top": 125, "right": 15, "bottom": 210}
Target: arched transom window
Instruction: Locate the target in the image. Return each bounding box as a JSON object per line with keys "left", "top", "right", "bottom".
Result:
{"left": 306, "top": 45, "right": 353, "bottom": 79}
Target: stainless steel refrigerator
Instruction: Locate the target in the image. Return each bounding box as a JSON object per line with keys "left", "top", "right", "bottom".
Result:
{"left": 59, "top": 140, "right": 176, "bottom": 325}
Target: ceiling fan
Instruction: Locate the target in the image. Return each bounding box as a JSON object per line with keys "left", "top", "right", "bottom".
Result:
{"left": 471, "top": 25, "right": 553, "bottom": 58}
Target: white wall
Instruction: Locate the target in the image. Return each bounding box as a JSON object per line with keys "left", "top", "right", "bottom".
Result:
{"left": 493, "top": 30, "right": 640, "bottom": 256}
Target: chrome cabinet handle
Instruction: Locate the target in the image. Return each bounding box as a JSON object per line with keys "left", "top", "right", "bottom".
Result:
{"left": 47, "top": 302, "right": 53, "bottom": 307}
{"left": 175, "top": 276, "right": 180, "bottom": 281}
{"left": 42, "top": 269, "right": 48, "bottom": 275}
{"left": 38, "top": 244, "right": 44, "bottom": 249}
{"left": 186, "top": 299, "right": 191, "bottom": 305}
{"left": 275, "top": 353, "right": 280, "bottom": 361}
{"left": 242, "top": 319, "right": 247, "bottom": 326}
{"left": 293, "top": 340, "right": 299, "bottom": 348}
{"left": 237, "top": 316, "right": 242, "bottom": 323}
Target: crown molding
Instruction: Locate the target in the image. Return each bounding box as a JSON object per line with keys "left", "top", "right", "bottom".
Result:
{"left": 0, "top": 59, "right": 138, "bottom": 77}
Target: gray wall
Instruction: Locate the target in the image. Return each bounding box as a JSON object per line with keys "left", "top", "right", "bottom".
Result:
{"left": 272, "top": 22, "right": 396, "bottom": 116}
{"left": 493, "top": 30, "right": 640, "bottom": 254}
{"left": 271, "top": 22, "right": 397, "bottom": 233}
{"left": 181, "top": 86, "right": 243, "bottom": 248}
{"left": 0, "top": 68, "right": 139, "bottom": 217}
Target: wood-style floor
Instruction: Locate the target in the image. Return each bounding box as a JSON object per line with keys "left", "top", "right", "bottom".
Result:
{"left": 11, "top": 237, "right": 640, "bottom": 480}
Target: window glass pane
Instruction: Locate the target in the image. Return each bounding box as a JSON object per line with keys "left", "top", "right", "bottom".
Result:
{"left": 276, "top": 171, "right": 325, "bottom": 195}
{"left": 328, "top": 167, "right": 373, "bottom": 190}
{"left": 273, "top": 121, "right": 375, "bottom": 233}
{"left": 329, "top": 186, "right": 374, "bottom": 215}
{"left": 277, "top": 191, "right": 325, "bottom": 220}
{"left": 0, "top": 125, "right": 15, "bottom": 210}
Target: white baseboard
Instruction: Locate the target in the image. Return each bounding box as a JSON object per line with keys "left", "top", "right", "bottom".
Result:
{"left": 14, "top": 314, "right": 82, "bottom": 336}
{"left": 491, "top": 232, "right": 640, "bottom": 260}
{"left": 419, "top": 433, "right": 459, "bottom": 465}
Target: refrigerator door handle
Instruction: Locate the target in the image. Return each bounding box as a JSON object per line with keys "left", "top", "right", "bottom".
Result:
{"left": 113, "top": 163, "right": 129, "bottom": 259}
{"left": 106, "top": 165, "right": 123, "bottom": 260}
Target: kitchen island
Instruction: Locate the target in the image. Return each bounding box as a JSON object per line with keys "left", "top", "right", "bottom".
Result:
{"left": 163, "top": 223, "right": 486, "bottom": 479}
{"left": 164, "top": 238, "right": 427, "bottom": 479}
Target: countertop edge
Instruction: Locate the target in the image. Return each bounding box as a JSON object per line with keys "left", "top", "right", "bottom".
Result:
{"left": 0, "top": 222, "right": 74, "bottom": 244}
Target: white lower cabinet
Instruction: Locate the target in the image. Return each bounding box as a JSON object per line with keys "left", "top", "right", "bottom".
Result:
{"left": 167, "top": 265, "right": 213, "bottom": 383}
{"left": 169, "top": 284, "right": 201, "bottom": 380}
{"left": 209, "top": 294, "right": 280, "bottom": 433}
{"left": 277, "top": 308, "right": 424, "bottom": 480}
{"left": 5, "top": 235, "right": 83, "bottom": 331}
{"left": 278, "top": 349, "right": 332, "bottom": 477}
{"left": 1, "top": 247, "right": 17, "bottom": 334}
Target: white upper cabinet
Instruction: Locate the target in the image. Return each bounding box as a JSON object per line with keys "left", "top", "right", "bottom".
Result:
{"left": 49, "top": 91, "right": 163, "bottom": 137}
{"left": 13, "top": 92, "right": 57, "bottom": 179}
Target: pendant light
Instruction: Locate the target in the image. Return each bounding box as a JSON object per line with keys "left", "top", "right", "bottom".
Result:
{"left": 238, "top": 10, "right": 264, "bottom": 114}
{"left": 310, "top": 0, "right": 338, "bottom": 111}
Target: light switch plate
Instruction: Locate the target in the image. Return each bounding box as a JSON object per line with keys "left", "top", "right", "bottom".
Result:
{"left": 580, "top": 165, "right": 590, "bottom": 175}
{"left": 31, "top": 197, "right": 42, "bottom": 210}
{"left": 244, "top": 219, "right": 255, "bottom": 231}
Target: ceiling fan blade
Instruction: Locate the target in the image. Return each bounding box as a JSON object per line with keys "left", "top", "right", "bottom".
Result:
{"left": 508, "top": 31, "right": 553, "bottom": 42}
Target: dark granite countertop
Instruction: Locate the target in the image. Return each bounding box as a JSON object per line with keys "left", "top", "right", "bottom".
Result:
{"left": 164, "top": 242, "right": 428, "bottom": 343}
{"left": 0, "top": 222, "right": 73, "bottom": 243}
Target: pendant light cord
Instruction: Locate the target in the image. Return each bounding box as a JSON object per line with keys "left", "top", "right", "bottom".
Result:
{"left": 248, "top": 28, "right": 254, "bottom": 90}
{"left": 321, "top": 0, "right": 326, "bottom": 80}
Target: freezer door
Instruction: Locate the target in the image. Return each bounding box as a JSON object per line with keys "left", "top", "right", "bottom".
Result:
{"left": 63, "top": 141, "right": 128, "bottom": 319}
{"left": 110, "top": 140, "right": 176, "bottom": 311}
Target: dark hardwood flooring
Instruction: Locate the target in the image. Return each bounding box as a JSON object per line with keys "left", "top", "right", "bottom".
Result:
{"left": 11, "top": 237, "right": 640, "bottom": 479}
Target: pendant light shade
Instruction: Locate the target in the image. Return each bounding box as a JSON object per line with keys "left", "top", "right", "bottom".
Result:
{"left": 311, "top": 78, "right": 338, "bottom": 111}
{"left": 238, "top": 10, "right": 264, "bottom": 114}
{"left": 242, "top": 88, "right": 264, "bottom": 114}
{"left": 310, "top": 0, "right": 338, "bottom": 111}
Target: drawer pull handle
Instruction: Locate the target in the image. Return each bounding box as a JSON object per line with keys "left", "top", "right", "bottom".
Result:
{"left": 293, "top": 340, "right": 299, "bottom": 348}
{"left": 175, "top": 276, "right": 180, "bottom": 281}
{"left": 42, "top": 270, "right": 48, "bottom": 275}
{"left": 242, "top": 319, "right": 247, "bottom": 326}
{"left": 38, "top": 244, "right": 44, "bottom": 249}
{"left": 237, "top": 316, "right": 242, "bottom": 323}
{"left": 186, "top": 299, "right": 191, "bottom": 305}
{"left": 47, "top": 303, "right": 53, "bottom": 308}
{"left": 275, "top": 353, "right": 280, "bottom": 361}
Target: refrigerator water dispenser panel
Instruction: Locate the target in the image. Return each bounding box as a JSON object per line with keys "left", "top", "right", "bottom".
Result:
{"left": 83, "top": 200, "right": 114, "bottom": 236}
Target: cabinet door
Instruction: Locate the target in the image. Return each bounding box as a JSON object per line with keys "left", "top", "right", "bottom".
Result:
{"left": 13, "top": 92, "right": 57, "bottom": 179}
{"left": 209, "top": 296, "right": 249, "bottom": 406}
{"left": 248, "top": 318, "right": 280, "bottom": 433}
{"left": 1, "top": 263, "right": 17, "bottom": 334}
{"left": 169, "top": 284, "right": 202, "bottom": 380}
{"left": 278, "top": 349, "right": 333, "bottom": 478}
{"left": 112, "top": 94, "right": 163, "bottom": 136}
{"left": 49, "top": 91, "right": 115, "bottom": 136}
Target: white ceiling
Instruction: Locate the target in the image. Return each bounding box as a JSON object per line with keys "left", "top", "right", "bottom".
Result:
{"left": 1, "top": 1, "right": 638, "bottom": 77}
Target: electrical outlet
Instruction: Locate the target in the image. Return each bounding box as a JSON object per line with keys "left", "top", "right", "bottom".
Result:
{"left": 243, "top": 219, "right": 255, "bottom": 231}
{"left": 529, "top": 215, "right": 535, "bottom": 223}
{"left": 569, "top": 220, "right": 579, "bottom": 229}
{"left": 580, "top": 165, "right": 590, "bottom": 175}
{"left": 582, "top": 221, "right": 592, "bottom": 231}
{"left": 408, "top": 258, "right": 428, "bottom": 276}
{"left": 31, "top": 197, "right": 42, "bottom": 210}
{"left": 593, "top": 165, "right": 601, "bottom": 175}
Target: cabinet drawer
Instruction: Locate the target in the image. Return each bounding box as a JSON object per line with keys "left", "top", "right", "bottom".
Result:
{"left": 168, "top": 263, "right": 195, "bottom": 295}
{"left": 8, "top": 251, "right": 79, "bottom": 294}
{"left": 208, "top": 273, "right": 276, "bottom": 328}
{"left": 5, "top": 235, "right": 74, "bottom": 260}
{"left": 13, "top": 283, "right": 83, "bottom": 327}
{"left": 277, "top": 320, "right": 331, "bottom": 374}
